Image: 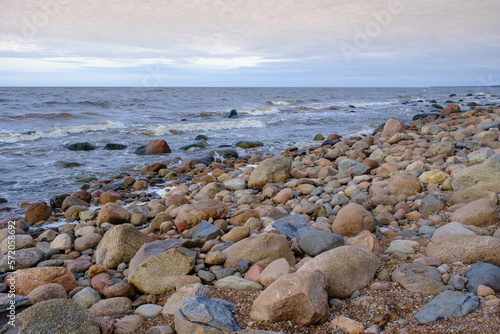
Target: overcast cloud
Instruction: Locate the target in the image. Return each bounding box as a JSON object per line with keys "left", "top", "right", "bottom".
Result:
{"left": 1, "top": 0, "right": 499, "bottom": 86}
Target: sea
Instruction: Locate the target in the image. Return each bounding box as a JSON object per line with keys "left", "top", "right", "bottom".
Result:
{"left": 1, "top": 86, "right": 500, "bottom": 216}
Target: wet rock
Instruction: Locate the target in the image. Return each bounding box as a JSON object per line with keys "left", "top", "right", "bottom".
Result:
{"left": 224, "top": 109, "right": 239, "bottom": 118}
{"left": 449, "top": 199, "right": 499, "bottom": 227}
{"left": 236, "top": 141, "right": 264, "bottom": 149}
{"left": 65, "top": 142, "right": 96, "bottom": 151}
{"left": 250, "top": 271, "right": 329, "bottom": 326}
{"left": 298, "top": 246, "right": 380, "bottom": 298}
{"left": 25, "top": 202, "right": 52, "bottom": 223}
{"left": 414, "top": 290, "right": 479, "bottom": 324}
{"left": 135, "top": 140, "right": 171, "bottom": 155}
{"left": 102, "top": 143, "right": 127, "bottom": 150}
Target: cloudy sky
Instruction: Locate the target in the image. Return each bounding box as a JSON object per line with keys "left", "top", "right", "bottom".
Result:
{"left": 1, "top": 0, "right": 499, "bottom": 87}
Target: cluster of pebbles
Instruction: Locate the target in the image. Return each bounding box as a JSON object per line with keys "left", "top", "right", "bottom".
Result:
{"left": 1, "top": 102, "right": 500, "bottom": 333}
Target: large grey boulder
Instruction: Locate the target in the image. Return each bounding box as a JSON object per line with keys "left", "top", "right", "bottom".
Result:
{"left": 414, "top": 290, "right": 479, "bottom": 324}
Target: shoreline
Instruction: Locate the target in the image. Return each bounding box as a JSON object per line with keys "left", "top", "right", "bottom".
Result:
{"left": 1, "top": 101, "right": 500, "bottom": 333}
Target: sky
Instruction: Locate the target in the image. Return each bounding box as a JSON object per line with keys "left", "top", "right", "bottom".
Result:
{"left": 0, "top": 0, "right": 499, "bottom": 87}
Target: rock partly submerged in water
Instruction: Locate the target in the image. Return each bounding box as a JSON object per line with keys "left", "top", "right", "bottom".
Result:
{"left": 135, "top": 139, "right": 171, "bottom": 155}
{"left": 65, "top": 142, "right": 96, "bottom": 151}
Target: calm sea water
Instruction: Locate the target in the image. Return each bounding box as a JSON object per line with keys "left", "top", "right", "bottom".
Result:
{"left": 1, "top": 87, "right": 499, "bottom": 214}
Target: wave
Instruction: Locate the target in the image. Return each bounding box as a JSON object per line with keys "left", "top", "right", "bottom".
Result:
{"left": 239, "top": 106, "right": 280, "bottom": 115}
{"left": 0, "top": 120, "right": 125, "bottom": 143}
{"left": 141, "top": 120, "right": 266, "bottom": 136}
{"left": 38, "top": 100, "right": 110, "bottom": 108}
{"left": 2, "top": 112, "right": 85, "bottom": 120}
{"left": 267, "top": 100, "right": 297, "bottom": 106}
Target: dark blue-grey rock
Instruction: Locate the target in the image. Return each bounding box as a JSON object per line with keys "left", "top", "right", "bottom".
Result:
{"left": 213, "top": 268, "right": 236, "bottom": 280}
{"left": 351, "top": 163, "right": 371, "bottom": 176}
{"left": 192, "top": 221, "right": 224, "bottom": 241}
{"left": 465, "top": 261, "right": 500, "bottom": 293}
{"left": 174, "top": 296, "right": 241, "bottom": 334}
{"left": 299, "top": 230, "right": 344, "bottom": 257}
{"left": 210, "top": 148, "right": 239, "bottom": 160}
{"left": 414, "top": 290, "right": 479, "bottom": 324}
{"left": 103, "top": 143, "right": 127, "bottom": 150}
{"left": 455, "top": 141, "right": 481, "bottom": 150}
{"left": 237, "top": 260, "right": 252, "bottom": 273}
{"left": 180, "top": 141, "right": 208, "bottom": 151}
{"left": 65, "top": 142, "right": 96, "bottom": 151}
{"left": 197, "top": 270, "right": 216, "bottom": 283}
{"left": 224, "top": 109, "right": 239, "bottom": 119}
{"left": 338, "top": 159, "right": 357, "bottom": 171}
{"left": 101, "top": 181, "right": 126, "bottom": 192}
{"left": 483, "top": 122, "right": 500, "bottom": 130}
{"left": 264, "top": 215, "right": 311, "bottom": 240}
{"left": 216, "top": 241, "right": 234, "bottom": 252}
{"left": 0, "top": 295, "right": 31, "bottom": 327}
{"left": 190, "top": 155, "right": 215, "bottom": 166}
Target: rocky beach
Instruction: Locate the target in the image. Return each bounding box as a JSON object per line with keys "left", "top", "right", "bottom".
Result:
{"left": 1, "top": 100, "right": 500, "bottom": 334}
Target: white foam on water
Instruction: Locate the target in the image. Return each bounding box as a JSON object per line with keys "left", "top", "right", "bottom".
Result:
{"left": 0, "top": 120, "right": 125, "bottom": 143}
{"left": 142, "top": 119, "right": 266, "bottom": 135}
{"left": 239, "top": 106, "right": 280, "bottom": 115}
{"left": 267, "top": 100, "right": 297, "bottom": 105}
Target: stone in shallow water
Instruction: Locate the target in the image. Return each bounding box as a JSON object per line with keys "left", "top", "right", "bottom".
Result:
{"left": 414, "top": 290, "right": 479, "bottom": 324}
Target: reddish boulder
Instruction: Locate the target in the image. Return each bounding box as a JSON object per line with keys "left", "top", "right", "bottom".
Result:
{"left": 25, "top": 203, "right": 52, "bottom": 223}
{"left": 173, "top": 199, "right": 229, "bottom": 232}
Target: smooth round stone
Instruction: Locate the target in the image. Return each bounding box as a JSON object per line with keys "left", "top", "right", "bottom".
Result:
{"left": 72, "top": 287, "right": 101, "bottom": 309}
{"left": 418, "top": 225, "right": 436, "bottom": 235}
{"left": 135, "top": 304, "right": 163, "bottom": 318}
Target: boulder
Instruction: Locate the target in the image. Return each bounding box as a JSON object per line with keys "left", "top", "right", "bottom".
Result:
{"left": 464, "top": 262, "right": 500, "bottom": 293}
{"left": 381, "top": 119, "right": 405, "bottom": 139}
{"left": 173, "top": 199, "right": 229, "bottom": 233}
{"left": 387, "top": 172, "right": 422, "bottom": 196}
{"left": 136, "top": 139, "right": 171, "bottom": 155}
{"left": 128, "top": 240, "right": 196, "bottom": 294}
{"left": 94, "top": 225, "right": 151, "bottom": 268}
{"left": 259, "top": 258, "right": 290, "bottom": 287}
{"left": 25, "top": 202, "right": 52, "bottom": 223}
{"left": 50, "top": 233, "right": 72, "bottom": 250}
{"left": 414, "top": 290, "right": 479, "bottom": 324}
{"left": 391, "top": 263, "right": 444, "bottom": 295}
{"left": 65, "top": 142, "right": 96, "bottom": 151}
{"left": 2, "top": 299, "right": 99, "bottom": 333}
{"left": 248, "top": 156, "right": 292, "bottom": 190}
{"left": 61, "top": 196, "right": 90, "bottom": 212}
{"left": 72, "top": 287, "right": 101, "bottom": 309}
{"left": 142, "top": 162, "right": 167, "bottom": 175}
{"left": 74, "top": 233, "right": 103, "bottom": 252}
{"left": 0, "top": 248, "right": 44, "bottom": 272}
{"left": 96, "top": 203, "right": 131, "bottom": 226}
{"left": 431, "top": 222, "right": 475, "bottom": 242}
{"left": 192, "top": 220, "right": 224, "bottom": 240}
{"left": 449, "top": 199, "right": 499, "bottom": 227}
{"left": 250, "top": 271, "right": 329, "bottom": 326}
{"left": 299, "top": 230, "right": 344, "bottom": 256}
{"left": 452, "top": 153, "right": 500, "bottom": 192}
{"left": 174, "top": 296, "right": 242, "bottom": 334}
{"left": 426, "top": 234, "right": 500, "bottom": 266}
{"left": 5, "top": 267, "right": 76, "bottom": 296}
{"left": 331, "top": 203, "right": 374, "bottom": 237}
{"left": 222, "top": 233, "right": 295, "bottom": 269}
{"left": 297, "top": 246, "right": 380, "bottom": 298}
